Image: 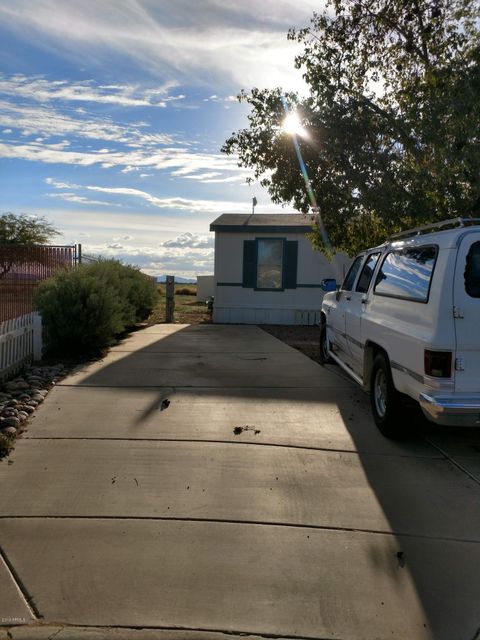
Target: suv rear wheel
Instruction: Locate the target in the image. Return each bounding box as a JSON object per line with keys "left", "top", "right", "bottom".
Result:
{"left": 370, "top": 353, "right": 404, "bottom": 438}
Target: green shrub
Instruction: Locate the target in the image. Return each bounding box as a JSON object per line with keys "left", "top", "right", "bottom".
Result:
{"left": 86, "top": 260, "right": 157, "bottom": 323}
{"left": 34, "top": 260, "right": 158, "bottom": 356}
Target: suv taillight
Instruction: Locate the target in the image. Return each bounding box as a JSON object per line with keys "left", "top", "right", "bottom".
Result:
{"left": 424, "top": 350, "right": 452, "bottom": 378}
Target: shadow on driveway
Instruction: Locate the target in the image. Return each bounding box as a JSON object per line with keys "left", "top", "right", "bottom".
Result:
{"left": 1, "top": 323, "right": 480, "bottom": 638}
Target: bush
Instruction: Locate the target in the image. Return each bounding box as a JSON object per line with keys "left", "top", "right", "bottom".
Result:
{"left": 175, "top": 287, "right": 196, "bottom": 296}
{"left": 34, "top": 260, "right": 158, "bottom": 356}
{"left": 86, "top": 260, "right": 157, "bottom": 323}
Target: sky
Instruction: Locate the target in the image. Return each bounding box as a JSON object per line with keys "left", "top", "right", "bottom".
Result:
{"left": 0, "top": 0, "right": 322, "bottom": 278}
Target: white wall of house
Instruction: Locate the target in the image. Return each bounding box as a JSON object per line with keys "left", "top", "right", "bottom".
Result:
{"left": 213, "top": 230, "right": 351, "bottom": 325}
{"left": 196, "top": 275, "right": 214, "bottom": 301}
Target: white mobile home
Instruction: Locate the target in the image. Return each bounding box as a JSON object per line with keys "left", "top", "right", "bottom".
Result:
{"left": 210, "top": 213, "right": 350, "bottom": 325}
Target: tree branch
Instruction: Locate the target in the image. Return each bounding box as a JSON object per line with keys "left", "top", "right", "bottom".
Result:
{"left": 362, "top": 5, "right": 430, "bottom": 66}
{"left": 412, "top": 0, "right": 431, "bottom": 67}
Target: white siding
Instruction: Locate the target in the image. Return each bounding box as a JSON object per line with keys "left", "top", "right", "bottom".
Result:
{"left": 213, "top": 230, "right": 350, "bottom": 325}
{"left": 196, "top": 275, "right": 214, "bottom": 301}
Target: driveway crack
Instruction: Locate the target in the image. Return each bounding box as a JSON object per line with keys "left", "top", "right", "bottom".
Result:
{"left": 0, "top": 545, "right": 42, "bottom": 619}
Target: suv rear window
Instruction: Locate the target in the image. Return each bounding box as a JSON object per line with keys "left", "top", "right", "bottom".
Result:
{"left": 374, "top": 246, "right": 438, "bottom": 302}
{"left": 465, "top": 241, "right": 480, "bottom": 297}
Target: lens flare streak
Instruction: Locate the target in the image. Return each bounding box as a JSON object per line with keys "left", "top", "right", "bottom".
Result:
{"left": 281, "top": 98, "right": 332, "bottom": 252}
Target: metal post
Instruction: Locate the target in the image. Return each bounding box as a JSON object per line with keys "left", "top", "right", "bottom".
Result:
{"left": 32, "top": 313, "right": 43, "bottom": 361}
{"left": 165, "top": 275, "right": 175, "bottom": 323}
{"left": 77, "top": 244, "right": 82, "bottom": 265}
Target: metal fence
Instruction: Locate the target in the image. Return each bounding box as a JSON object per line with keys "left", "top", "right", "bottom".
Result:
{"left": 0, "top": 245, "right": 77, "bottom": 322}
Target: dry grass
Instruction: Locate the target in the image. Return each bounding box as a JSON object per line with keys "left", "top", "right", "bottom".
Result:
{"left": 148, "top": 285, "right": 319, "bottom": 342}
{"left": 148, "top": 284, "right": 211, "bottom": 325}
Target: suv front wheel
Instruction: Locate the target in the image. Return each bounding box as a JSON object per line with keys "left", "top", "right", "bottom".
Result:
{"left": 319, "top": 322, "right": 333, "bottom": 365}
{"left": 370, "top": 353, "right": 404, "bottom": 438}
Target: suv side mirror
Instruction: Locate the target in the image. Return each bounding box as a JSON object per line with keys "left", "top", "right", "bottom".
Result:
{"left": 320, "top": 278, "right": 337, "bottom": 292}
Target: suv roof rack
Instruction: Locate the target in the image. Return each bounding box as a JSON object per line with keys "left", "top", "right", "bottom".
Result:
{"left": 390, "top": 217, "right": 480, "bottom": 240}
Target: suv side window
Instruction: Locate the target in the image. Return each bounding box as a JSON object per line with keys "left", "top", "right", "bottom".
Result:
{"left": 342, "top": 255, "right": 364, "bottom": 291}
{"left": 374, "top": 245, "right": 438, "bottom": 302}
{"left": 465, "top": 241, "right": 480, "bottom": 297}
{"left": 356, "top": 253, "right": 380, "bottom": 293}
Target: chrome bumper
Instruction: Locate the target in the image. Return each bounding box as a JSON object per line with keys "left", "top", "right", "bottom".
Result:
{"left": 419, "top": 393, "right": 480, "bottom": 426}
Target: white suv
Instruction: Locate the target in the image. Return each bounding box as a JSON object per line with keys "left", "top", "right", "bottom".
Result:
{"left": 320, "top": 218, "right": 480, "bottom": 437}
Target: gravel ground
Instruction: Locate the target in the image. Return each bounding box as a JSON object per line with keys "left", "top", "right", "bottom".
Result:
{"left": 0, "top": 363, "right": 71, "bottom": 459}
{"left": 259, "top": 325, "right": 321, "bottom": 364}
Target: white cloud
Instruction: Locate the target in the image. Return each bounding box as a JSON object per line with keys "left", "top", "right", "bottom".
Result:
{"left": 0, "top": 99, "right": 174, "bottom": 147}
{"left": 81, "top": 242, "right": 215, "bottom": 278}
{"left": 162, "top": 232, "right": 214, "bottom": 249}
{"left": 85, "top": 186, "right": 253, "bottom": 213}
{"left": 47, "top": 192, "right": 119, "bottom": 206}
{"left": 0, "top": 1, "right": 315, "bottom": 92}
{"left": 203, "top": 94, "right": 238, "bottom": 104}
{"left": 46, "top": 177, "right": 81, "bottom": 189}
{"left": 0, "top": 102, "right": 246, "bottom": 182}
{"left": 183, "top": 172, "right": 222, "bottom": 180}
{"left": 0, "top": 74, "right": 182, "bottom": 108}
{"left": 0, "top": 140, "right": 242, "bottom": 180}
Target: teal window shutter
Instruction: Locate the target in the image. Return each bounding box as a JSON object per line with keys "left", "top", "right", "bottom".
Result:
{"left": 243, "top": 240, "right": 257, "bottom": 287}
{"left": 283, "top": 240, "right": 298, "bottom": 289}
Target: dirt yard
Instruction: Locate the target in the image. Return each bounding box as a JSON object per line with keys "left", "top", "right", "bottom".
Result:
{"left": 260, "top": 325, "right": 321, "bottom": 365}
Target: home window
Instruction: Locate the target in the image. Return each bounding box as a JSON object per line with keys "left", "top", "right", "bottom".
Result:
{"left": 256, "top": 239, "right": 283, "bottom": 289}
{"left": 242, "top": 238, "right": 298, "bottom": 290}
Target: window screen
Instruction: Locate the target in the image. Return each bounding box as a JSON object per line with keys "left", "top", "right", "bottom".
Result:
{"left": 257, "top": 239, "right": 283, "bottom": 289}
{"left": 465, "top": 241, "right": 480, "bottom": 297}
{"left": 356, "top": 253, "right": 380, "bottom": 293}
{"left": 374, "top": 246, "right": 437, "bottom": 302}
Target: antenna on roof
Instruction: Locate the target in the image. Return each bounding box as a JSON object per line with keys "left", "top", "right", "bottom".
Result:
{"left": 252, "top": 197, "right": 257, "bottom": 214}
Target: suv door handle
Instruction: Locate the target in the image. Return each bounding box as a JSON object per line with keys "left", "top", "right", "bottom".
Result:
{"left": 361, "top": 297, "right": 368, "bottom": 305}
{"left": 345, "top": 295, "right": 351, "bottom": 301}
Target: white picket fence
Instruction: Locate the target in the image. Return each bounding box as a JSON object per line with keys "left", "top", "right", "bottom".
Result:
{"left": 0, "top": 313, "right": 42, "bottom": 382}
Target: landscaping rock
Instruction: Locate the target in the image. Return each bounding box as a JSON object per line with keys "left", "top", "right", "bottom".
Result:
{"left": 4, "top": 417, "right": 20, "bottom": 428}
{"left": 0, "top": 361, "right": 71, "bottom": 457}
{"left": 1, "top": 426, "right": 17, "bottom": 437}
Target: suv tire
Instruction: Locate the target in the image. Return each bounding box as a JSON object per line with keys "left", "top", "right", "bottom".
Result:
{"left": 370, "top": 353, "right": 404, "bottom": 438}
{"left": 319, "top": 322, "right": 333, "bottom": 365}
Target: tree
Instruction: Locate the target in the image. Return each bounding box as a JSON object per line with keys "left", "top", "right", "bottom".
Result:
{"left": 0, "top": 213, "right": 60, "bottom": 278}
{"left": 222, "top": 0, "right": 480, "bottom": 255}
{"left": 0, "top": 213, "right": 59, "bottom": 245}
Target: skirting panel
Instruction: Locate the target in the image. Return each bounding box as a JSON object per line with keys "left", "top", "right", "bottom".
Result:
{"left": 213, "top": 307, "right": 320, "bottom": 325}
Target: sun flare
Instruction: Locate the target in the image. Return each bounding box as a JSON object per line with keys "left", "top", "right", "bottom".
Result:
{"left": 283, "top": 112, "right": 301, "bottom": 134}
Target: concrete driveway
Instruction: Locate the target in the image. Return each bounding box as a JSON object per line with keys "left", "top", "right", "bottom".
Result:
{"left": 0, "top": 324, "right": 480, "bottom": 640}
